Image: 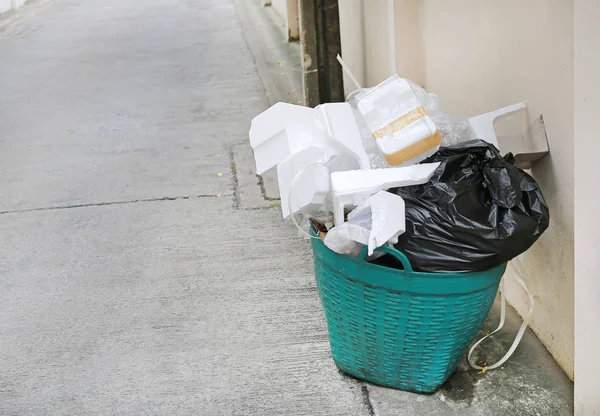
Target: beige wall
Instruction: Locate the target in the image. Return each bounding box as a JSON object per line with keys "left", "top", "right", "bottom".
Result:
{"left": 420, "top": 0, "right": 574, "bottom": 379}
{"left": 288, "top": 0, "right": 299, "bottom": 40}
{"left": 392, "top": 0, "right": 424, "bottom": 86}
{"left": 574, "top": 0, "right": 599, "bottom": 413}
{"left": 339, "top": 0, "right": 366, "bottom": 95}
{"left": 338, "top": 0, "right": 575, "bottom": 378}
{"left": 270, "top": 0, "right": 299, "bottom": 40}
{"left": 339, "top": 0, "right": 425, "bottom": 93}
{"left": 362, "top": 0, "right": 392, "bottom": 86}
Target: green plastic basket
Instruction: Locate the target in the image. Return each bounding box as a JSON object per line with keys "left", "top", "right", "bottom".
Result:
{"left": 311, "top": 234, "right": 506, "bottom": 393}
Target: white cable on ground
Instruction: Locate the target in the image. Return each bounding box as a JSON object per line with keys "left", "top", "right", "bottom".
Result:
{"left": 468, "top": 257, "right": 535, "bottom": 370}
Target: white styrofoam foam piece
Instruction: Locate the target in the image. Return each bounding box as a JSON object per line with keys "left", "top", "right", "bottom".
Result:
{"left": 286, "top": 164, "right": 331, "bottom": 216}
{"left": 330, "top": 162, "right": 440, "bottom": 226}
{"left": 348, "top": 191, "right": 406, "bottom": 255}
{"left": 314, "top": 103, "right": 371, "bottom": 170}
{"left": 354, "top": 75, "right": 439, "bottom": 166}
{"left": 249, "top": 103, "right": 324, "bottom": 175}
{"left": 468, "top": 102, "right": 526, "bottom": 150}
{"left": 277, "top": 146, "right": 338, "bottom": 218}
{"left": 323, "top": 191, "right": 406, "bottom": 257}
{"left": 279, "top": 153, "right": 362, "bottom": 219}
{"left": 249, "top": 102, "right": 372, "bottom": 176}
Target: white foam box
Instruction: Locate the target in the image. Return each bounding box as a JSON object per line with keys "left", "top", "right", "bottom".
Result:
{"left": 313, "top": 103, "right": 371, "bottom": 170}
{"left": 468, "top": 103, "right": 549, "bottom": 169}
{"left": 249, "top": 102, "right": 323, "bottom": 175}
{"left": 276, "top": 146, "right": 337, "bottom": 218}
{"left": 330, "top": 162, "right": 440, "bottom": 226}
{"left": 348, "top": 191, "right": 406, "bottom": 255}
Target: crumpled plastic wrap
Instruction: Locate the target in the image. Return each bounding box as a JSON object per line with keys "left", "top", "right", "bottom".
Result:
{"left": 295, "top": 211, "right": 334, "bottom": 240}
{"left": 323, "top": 218, "right": 370, "bottom": 257}
{"left": 435, "top": 114, "right": 478, "bottom": 147}
{"left": 407, "top": 81, "right": 477, "bottom": 147}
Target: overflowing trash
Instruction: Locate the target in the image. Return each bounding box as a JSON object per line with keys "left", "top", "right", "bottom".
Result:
{"left": 247, "top": 58, "right": 550, "bottom": 390}
{"left": 248, "top": 67, "right": 549, "bottom": 263}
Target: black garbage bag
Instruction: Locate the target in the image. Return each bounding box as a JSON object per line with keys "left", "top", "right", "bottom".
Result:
{"left": 390, "top": 140, "right": 550, "bottom": 273}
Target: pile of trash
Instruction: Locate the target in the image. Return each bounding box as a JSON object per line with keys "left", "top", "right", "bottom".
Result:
{"left": 248, "top": 69, "right": 549, "bottom": 274}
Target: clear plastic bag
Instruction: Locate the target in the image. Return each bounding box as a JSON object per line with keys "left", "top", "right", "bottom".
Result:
{"left": 350, "top": 106, "right": 389, "bottom": 169}
{"left": 435, "top": 114, "right": 477, "bottom": 147}
{"left": 323, "top": 221, "right": 370, "bottom": 257}
{"left": 349, "top": 81, "right": 477, "bottom": 166}
{"left": 351, "top": 76, "right": 441, "bottom": 167}
{"left": 294, "top": 211, "right": 333, "bottom": 240}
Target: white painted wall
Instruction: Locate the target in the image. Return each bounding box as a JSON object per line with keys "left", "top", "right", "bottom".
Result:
{"left": 0, "top": 0, "right": 13, "bottom": 14}
{"left": 271, "top": 0, "right": 287, "bottom": 20}
{"left": 574, "top": 0, "right": 600, "bottom": 413}
{"left": 0, "top": 0, "right": 28, "bottom": 14}
{"left": 338, "top": 0, "right": 575, "bottom": 379}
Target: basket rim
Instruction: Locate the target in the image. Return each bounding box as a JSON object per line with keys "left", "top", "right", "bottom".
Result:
{"left": 312, "top": 229, "right": 506, "bottom": 278}
{"left": 311, "top": 232, "right": 506, "bottom": 295}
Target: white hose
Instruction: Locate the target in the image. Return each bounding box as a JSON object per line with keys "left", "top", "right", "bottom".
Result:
{"left": 468, "top": 257, "right": 535, "bottom": 370}
{"left": 337, "top": 54, "right": 363, "bottom": 93}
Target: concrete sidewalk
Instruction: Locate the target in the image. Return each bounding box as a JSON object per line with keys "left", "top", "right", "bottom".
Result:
{"left": 0, "top": 0, "right": 572, "bottom": 415}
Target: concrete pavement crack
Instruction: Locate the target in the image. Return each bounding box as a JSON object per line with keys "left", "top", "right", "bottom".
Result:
{"left": 361, "top": 385, "right": 376, "bottom": 416}
{"left": 0, "top": 194, "right": 228, "bottom": 215}
{"left": 229, "top": 146, "right": 240, "bottom": 210}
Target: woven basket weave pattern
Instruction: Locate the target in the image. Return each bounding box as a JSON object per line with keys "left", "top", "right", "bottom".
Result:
{"left": 311, "top": 238, "right": 504, "bottom": 393}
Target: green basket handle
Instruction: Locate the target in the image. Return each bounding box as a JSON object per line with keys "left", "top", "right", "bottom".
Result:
{"left": 359, "top": 245, "right": 414, "bottom": 275}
